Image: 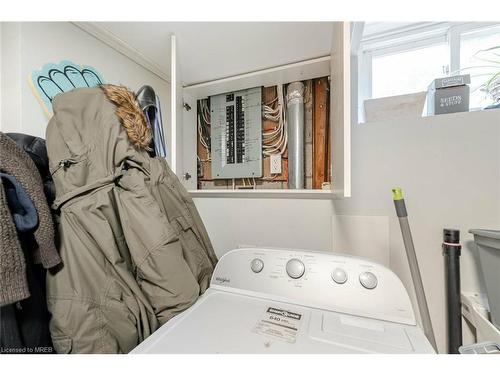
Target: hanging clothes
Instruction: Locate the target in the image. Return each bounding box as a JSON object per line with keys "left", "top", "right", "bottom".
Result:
{"left": 7, "top": 133, "right": 57, "bottom": 206}
{"left": 152, "top": 94, "right": 167, "bottom": 158}
{"left": 0, "top": 172, "right": 54, "bottom": 353}
{"left": 45, "top": 85, "right": 217, "bottom": 353}
{"left": 0, "top": 133, "right": 61, "bottom": 270}
{"left": 0, "top": 174, "right": 30, "bottom": 306}
{"left": 136, "top": 85, "right": 167, "bottom": 158}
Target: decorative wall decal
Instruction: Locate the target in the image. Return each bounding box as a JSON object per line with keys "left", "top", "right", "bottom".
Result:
{"left": 30, "top": 60, "right": 105, "bottom": 116}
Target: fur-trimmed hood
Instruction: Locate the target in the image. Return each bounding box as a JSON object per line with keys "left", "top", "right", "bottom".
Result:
{"left": 100, "top": 84, "right": 152, "bottom": 150}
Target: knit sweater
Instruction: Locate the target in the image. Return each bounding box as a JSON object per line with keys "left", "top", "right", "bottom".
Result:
{"left": 0, "top": 132, "right": 60, "bottom": 270}
{"left": 0, "top": 178, "right": 30, "bottom": 305}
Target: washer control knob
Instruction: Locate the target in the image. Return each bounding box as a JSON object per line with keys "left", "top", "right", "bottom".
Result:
{"left": 331, "top": 268, "right": 348, "bottom": 284}
{"left": 250, "top": 258, "right": 264, "bottom": 273}
{"left": 359, "top": 272, "right": 378, "bottom": 289}
{"left": 286, "top": 258, "right": 305, "bottom": 279}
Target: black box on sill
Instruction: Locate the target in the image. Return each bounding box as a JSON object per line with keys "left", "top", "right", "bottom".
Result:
{"left": 427, "top": 74, "right": 470, "bottom": 115}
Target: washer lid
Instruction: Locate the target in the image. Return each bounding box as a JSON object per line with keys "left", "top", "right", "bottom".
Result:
{"left": 132, "top": 290, "right": 434, "bottom": 354}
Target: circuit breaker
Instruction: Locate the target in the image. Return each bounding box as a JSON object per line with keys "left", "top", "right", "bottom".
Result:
{"left": 210, "top": 87, "right": 263, "bottom": 179}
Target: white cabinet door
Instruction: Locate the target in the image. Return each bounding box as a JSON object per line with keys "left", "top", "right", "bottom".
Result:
{"left": 181, "top": 91, "right": 197, "bottom": 190}
{"left": 171, "top": 34, "right": 198, "bottom": 189}
{"left": 330, "top": 22, "right": 351, "bottom": 197}
{"left": 170, "top": 34, "right": 183, "bottom": 176}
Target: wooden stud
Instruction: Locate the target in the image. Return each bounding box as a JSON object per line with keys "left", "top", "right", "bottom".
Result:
{"left": 313, "top": 77, "right": 329, "bottom": 189}
{"left": 197, "top": 100, "right": 212, "bottom": 182}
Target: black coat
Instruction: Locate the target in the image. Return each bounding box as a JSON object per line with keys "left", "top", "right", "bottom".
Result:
{"left": 6, "top": 133, "right": 56, "bottom": 205}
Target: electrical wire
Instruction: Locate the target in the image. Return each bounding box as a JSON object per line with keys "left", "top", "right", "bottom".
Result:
{"left": 304, "top": 80, "right": 312, "bottom": 104}
{"left": 197, "top": 154, "right": 210, "bottom": 163}
{"left": 201, "top": 99, "right": 211, "bottom": 125}
{"left": 198, "top": 99, "right": 211, "bottom": 161}
{"left": 262, "top": 84, "right": 288, "bottom": 156}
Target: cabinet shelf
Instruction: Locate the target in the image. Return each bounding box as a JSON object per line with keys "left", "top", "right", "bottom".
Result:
{"left": 189, "top": 189, "right": 340, "bottom": 200}
{"left": 184, "top": 56, "right": 330, "bottom": 100}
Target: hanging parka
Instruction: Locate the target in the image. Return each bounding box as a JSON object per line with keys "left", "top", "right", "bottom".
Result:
{"left": 45, "top": 85, "right": 218, "bottom": 354}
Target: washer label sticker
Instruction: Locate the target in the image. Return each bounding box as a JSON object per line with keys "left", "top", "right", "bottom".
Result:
{"left": 252, "top": 307, "right": 303, "bottom": 343}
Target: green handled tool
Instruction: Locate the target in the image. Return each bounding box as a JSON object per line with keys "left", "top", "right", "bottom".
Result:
{"left": 392, "top": 187, "right": 438, "bottom": 352}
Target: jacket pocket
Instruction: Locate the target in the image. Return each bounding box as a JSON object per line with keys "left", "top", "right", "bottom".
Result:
{"left": 101, "top": 291, "right": 140, "bottom": 353}
{"left": 52, "top": 336, "right": 72, "bottom": 354}
{"left": 47, "top": 296, "right": 102, "bottom": 354}
{"left": 50, "top": 157, "right": 89, "bottom": 196}
{"left": 174, "top": 216, "right": 212, "bottom": 278}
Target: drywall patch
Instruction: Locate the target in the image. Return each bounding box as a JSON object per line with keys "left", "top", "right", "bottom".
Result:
{"left": 332, "top": 215, "right": 390, "bottom": 266}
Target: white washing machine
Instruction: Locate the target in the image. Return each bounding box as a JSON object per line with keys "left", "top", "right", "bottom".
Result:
{"left": 132, "top": 248, "right": 435, "bottom": 354}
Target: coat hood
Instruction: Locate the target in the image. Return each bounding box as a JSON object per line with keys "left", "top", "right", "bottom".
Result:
{"left": 46, "top": 85, "right": 152, "bottom": 208}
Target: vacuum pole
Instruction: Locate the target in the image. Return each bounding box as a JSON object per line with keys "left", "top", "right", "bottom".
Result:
{"left": 442, "top": 229, "right": 462, "bottom": 354}
{"left": 392, "top": 187, "right": 438, "bottom": 352}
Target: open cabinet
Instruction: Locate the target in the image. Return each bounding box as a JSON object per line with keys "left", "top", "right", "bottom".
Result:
{"left": 170, "top": 22, "right": 351, "bottom": 199}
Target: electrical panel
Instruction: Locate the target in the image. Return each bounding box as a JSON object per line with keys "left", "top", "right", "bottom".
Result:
{"left": 210, "top": 87, "right": 263, "bottom": 179}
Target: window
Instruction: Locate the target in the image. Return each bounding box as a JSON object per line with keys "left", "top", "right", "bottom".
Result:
{"left": 460, "top": 25, "right": 500, "bottom": 109}
{"left": 372, "top": 43, "right": 449, "bottom": 98}
{"left": 357, "top": 22, "right": 500, "bottom": 121}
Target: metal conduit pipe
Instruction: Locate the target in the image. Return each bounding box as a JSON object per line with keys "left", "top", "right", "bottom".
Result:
{"left": 286, "top": 82, "right": 305, "bottom": 189}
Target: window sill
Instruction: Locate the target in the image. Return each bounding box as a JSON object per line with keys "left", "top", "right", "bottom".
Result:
{"left": 360, "top": 103, "right": 500, "bottom": 125}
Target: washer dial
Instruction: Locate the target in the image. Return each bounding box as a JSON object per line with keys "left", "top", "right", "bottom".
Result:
{"left": 359, "top": 271, "right": 378, "bottom": 289}
{"left": 331, "top": 268, "right": 348, "bottom": 284}
{"left": 286, "top": 258, "right": 305, "bottom": 279}
{"left": 250, "top": 258, "right": 264, "bottom": 273}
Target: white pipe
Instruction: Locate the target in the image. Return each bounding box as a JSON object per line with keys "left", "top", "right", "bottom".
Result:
{"left": 286, "top": 82, "right": 305, "bottom": 189}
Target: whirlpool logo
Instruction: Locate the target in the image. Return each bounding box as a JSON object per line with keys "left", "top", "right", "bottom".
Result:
{"left": 215, "top": 276, "right": 230, "bottom": 283}
{"left": 267, "top": 307, "right": 302, "bottom": 320}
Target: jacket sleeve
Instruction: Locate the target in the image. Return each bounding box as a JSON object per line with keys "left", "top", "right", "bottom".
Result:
{"left": 116, "top": 171, "right": 200, "bottom": 324}
{"left": 136, "top": 238, "right": 200, "bottom": 324}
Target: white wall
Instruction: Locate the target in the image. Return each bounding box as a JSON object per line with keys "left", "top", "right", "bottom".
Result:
{"left": 335, "top": 109, "right": 500, "bottom": 353}
{"left": 194, "top": 109, "right": 500, "bottom": 353}
{"left": 0, "top": 22, "right": 170, "bottom": 163}
{"left": 194, "top": 197, "right": 334, "bottom": 259}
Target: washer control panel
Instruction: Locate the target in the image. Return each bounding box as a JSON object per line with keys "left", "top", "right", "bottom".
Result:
{"left": 212, "top": 248, "right": 416, "bottom": 325}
